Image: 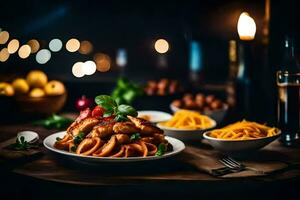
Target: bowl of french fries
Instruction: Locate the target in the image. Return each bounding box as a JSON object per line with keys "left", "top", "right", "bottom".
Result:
{"left": 157, "top": 109, "right": 216, "bottom": 141}
{"left": 203, "top": 120, "right": 281, "bottom": 153}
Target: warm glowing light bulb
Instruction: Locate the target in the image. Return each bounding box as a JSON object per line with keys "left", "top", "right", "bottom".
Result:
{"left": 66, "top": 38, "right": 80, "bottom": 52}
{"left": 83, "top": 60, "right": 97, "bottom": 75}
{"left": 154, "top": 39, "right": 169, "bottom": 53}
{"left": 0, "top": 31, "right": 9, "bottom": 44}
{"left": 27, "top": 39, "right": 40, "bottom": 53}
{"left": 237, "top": 12, "right": 256, "bottom": 41}
{"left": 7, "top": 39, "right": 20, "bottom": 54}
{"left": 72, "top": 62, "right": 85, "bottom": 78}
{"left": 18, "top": 45, "right": 31, "bottom": 59}
{"left": 0, "top": 48, "right": 10, "bottom": 62}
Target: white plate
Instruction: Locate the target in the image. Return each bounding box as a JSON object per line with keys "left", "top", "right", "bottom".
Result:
{"left": 43, "top": 131, "right": 185, "bottom": 163}
{"left": 137, "top": 110, "right": 172, "bottom": 123}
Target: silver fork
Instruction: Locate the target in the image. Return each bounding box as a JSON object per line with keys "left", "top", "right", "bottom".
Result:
{"left": 219, "top": 156, "right": 265, "bottom": 175}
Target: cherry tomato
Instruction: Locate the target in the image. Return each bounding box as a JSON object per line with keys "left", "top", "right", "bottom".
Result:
{"left": 92, "top": 106, "right": 105, "bottom": 118}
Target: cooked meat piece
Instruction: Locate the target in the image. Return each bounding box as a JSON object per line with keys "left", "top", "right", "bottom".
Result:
{"left": 127, "top": 116, "right": 163, "bottom": 135}
{"left": 113, "top": 122, "right": 140, "bottom": 134}
{"left": 115, "top": 134, "right": 130, "bottom": 144}
{"left": 70, "top": 117, "right": 100, "bottom": 137}
{"left": 87, "top": 121, "right": 115, "bottom": 138}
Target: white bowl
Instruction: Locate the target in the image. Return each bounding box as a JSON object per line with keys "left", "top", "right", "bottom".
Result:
{"left": 137, "top": 110, "right": 172, "bottom": 124}
{"left": 203, "top": 131, "right": 281, "bottom": 154}
{"left": 170, "top": 103, "right": 229, "bottom": 124}
{"left": 157, "top": 119, "right": 216, "bottom": 141}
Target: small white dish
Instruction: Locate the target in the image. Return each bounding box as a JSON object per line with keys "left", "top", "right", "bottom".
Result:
{"left": 138, "top": 110, "right": 172, "bottom": 123}
{"left": 203, "top": 131, "right": 281, "bottom": 153}
{"left": 43, "top": 131, "right": 185, "bottom": 163}
{"left": 157, "top": 119, "right": 216, "bottom": 141}
{"left": 17, "top": 131, "right": 39, "bottom": 144}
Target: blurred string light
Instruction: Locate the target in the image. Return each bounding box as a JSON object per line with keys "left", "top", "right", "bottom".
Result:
{"left": 0, "top": 48, "right": 10, "bottom": 62}
{"left": 237, "top": 12, "right": 256, "bottom": 41}
{"left": 27, "top": 39, "right": 40, "bottom": 53}
{"left": 116, "top": 49, "right": 127, "bottom": 67}
{"left": 79, "top": 40, "right": 93, "bottom": 54}
{"left": 18, "top": 45, "right": 31, "bottom": 59}
{"left": 36, "top": 49, "right": 51, "bottom": 64}
{"left": 82, "top": 60, "right": 97, "bottom": 75}
{"left": 154, "top": 39, "right": 169, "bottom": 54}
{"left": 72, "top": 62, "right": 85, "bottom": 78}
{"left": 49, "top": 38, "right": 63, "bottom": 52}
{"left": 66, "top": 38, "right": 80, "bottom": 52}
{"left": 0, "top": 31, "right": 9, "bottom": 44}
{"left": 94, "top": 53, "right": 111, "bottom": 72}
{"left": 7, "top": 39, "right": 20, "bottom": 54}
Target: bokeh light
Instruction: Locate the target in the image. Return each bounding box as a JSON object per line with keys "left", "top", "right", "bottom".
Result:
{"left": 0, "top": 48, "right": 10, "bottom": 62}
{"left": 0, "top": 31, "right": 9, "bottom": 44}
{"left": 154, "top": 39, "right": 169, "bottom": 54}
{"left": 79, "top": 40, "right": 93, "bottom": 55}
{"left": 94, "top": 53, "right": 111, "bottom": 72}
{"left": 7, "top": 39, "right": 20, "bottom": 54}
{"left": 82, "top": 60, "right": 97, "bottom": 75}
{"left": 116, "top": 49, "right": 127, "bottom": 67}
{"left": 66, "top": 38, "right": 80, "bottom": 52}
{"left": 36, "top": 49, "right": 51, "bottom": 64}
{"left": 72, "top": 62, "right": 85, "bottom": 78}
{"left": 18, "top": 45, "right": 31, "bottom": 59}
{"left": 27, "top": 39, "right": 40, "bottom": 53}
{"left": 49, "top": 38, "right": 63, "bottom": 52}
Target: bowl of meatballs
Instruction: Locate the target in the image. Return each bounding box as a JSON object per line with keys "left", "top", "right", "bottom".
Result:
{"left": 170, "top": 93, "right": 228, "bottom": 123}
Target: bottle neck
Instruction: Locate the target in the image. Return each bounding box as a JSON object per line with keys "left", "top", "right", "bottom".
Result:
{"left": 280, "top": 38, "right": 299, "bottom": 73}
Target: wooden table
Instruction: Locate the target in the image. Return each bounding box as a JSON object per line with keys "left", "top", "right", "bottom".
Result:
{"left": 1, "top": 123, "right": 300, "bottom": 200}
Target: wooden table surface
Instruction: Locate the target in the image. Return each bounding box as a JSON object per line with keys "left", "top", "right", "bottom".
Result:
{"left": 1, "top": 123, "right": 300, "bottom": 187}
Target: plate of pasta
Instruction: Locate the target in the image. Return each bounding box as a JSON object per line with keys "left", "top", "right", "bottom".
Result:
{"left": 43, "top": 95, "right": 185, "bottom": 163}
{"left": 157, "top": 109, "right": 216, "bottom": 141}
{"left": 203, "top": 120, "right": 281, "bottom": 153}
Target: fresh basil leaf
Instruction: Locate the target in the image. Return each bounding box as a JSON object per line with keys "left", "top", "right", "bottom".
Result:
{"left": 130, "top": 133, "right": 141, "bottom": 141}
{"left": 70, "top": 146, "right": 77, "bottom": 152}
{"left": 114, "top": 114, "right": 128, "bottom": 122}
{"left": 117, "top": 104, "right": 138, "bottom": 117}
{"left": 155, "top": 143, "right": 167, "bottom": 156}
{"left": 56, "top": 137, "right": 62, "bottom": 141}
{"left": 95, "top": 95, "right": 117, "bottom": 110}
{"left": 73, "top": 132, "right": 85, "bottom": 145}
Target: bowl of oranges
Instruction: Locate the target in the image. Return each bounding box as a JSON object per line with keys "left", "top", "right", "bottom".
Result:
{"left": 0, "top": 70, "right": 67, "bottom": 115}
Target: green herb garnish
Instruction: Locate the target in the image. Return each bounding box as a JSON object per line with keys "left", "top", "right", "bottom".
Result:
{"left": 7, "top": 136, "right": 39, "bottom": 151}
{"left": 130, "top": 133, "right": 141, "bottom": 141}
{"left": 56, "top": 137, "right": 62, "bottom": 141}
{"left": 32, "top": 114, "right": 73, "bottom": 129}
{"left": 73, "top": 132, "right": 85, "bottom": 145}
{"left": 70, "top": 146, "right": 77, "bottom": 152}
{"left": 95, "top": 95, "right": 138, "bottom": 121}
{"left": 155, "top": 143, "right": 167, "bottom": 156}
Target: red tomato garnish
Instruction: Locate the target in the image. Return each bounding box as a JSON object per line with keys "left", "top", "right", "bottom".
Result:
{"left": 92, "top": 106, "right": 105, "bottom": 118}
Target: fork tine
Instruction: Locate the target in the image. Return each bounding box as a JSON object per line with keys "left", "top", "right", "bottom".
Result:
{"left": 222, "top": 158, "right": 239, "bottom": 168}
{"left": 219, "top": 158, "right": 238, "bottom": 169}
{"left": 226, "top": 157, "right": 243, "bottom": 167}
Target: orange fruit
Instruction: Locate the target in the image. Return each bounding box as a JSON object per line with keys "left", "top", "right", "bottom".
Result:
{"left": 0, "top": 82, "right": 14, "bottom": 96}
{"left": 29, "top": 88, "right": 45, "bottom": 98}
{"left": 26, "top": 70, "right": 48, "bottom": 88}
{"left": 44, "top": 80, "right": 65, "bottom": 96}
{"left": 12, "top": 78, "right": 30, "bottom": 94}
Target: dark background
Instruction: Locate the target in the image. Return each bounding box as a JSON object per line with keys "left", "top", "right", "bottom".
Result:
{"left": 1, "top": 0, "right": 300, "bottom": 124}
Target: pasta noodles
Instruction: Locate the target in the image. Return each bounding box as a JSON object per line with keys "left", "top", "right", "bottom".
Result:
{"left": 160, "top": 109, "right": 214, "bottom": 130}
{"left": 55, "top": 114, "right": 172, "bottom": 158}
{"left": 208, "top": 120, "right": 280, "bottom": 140}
